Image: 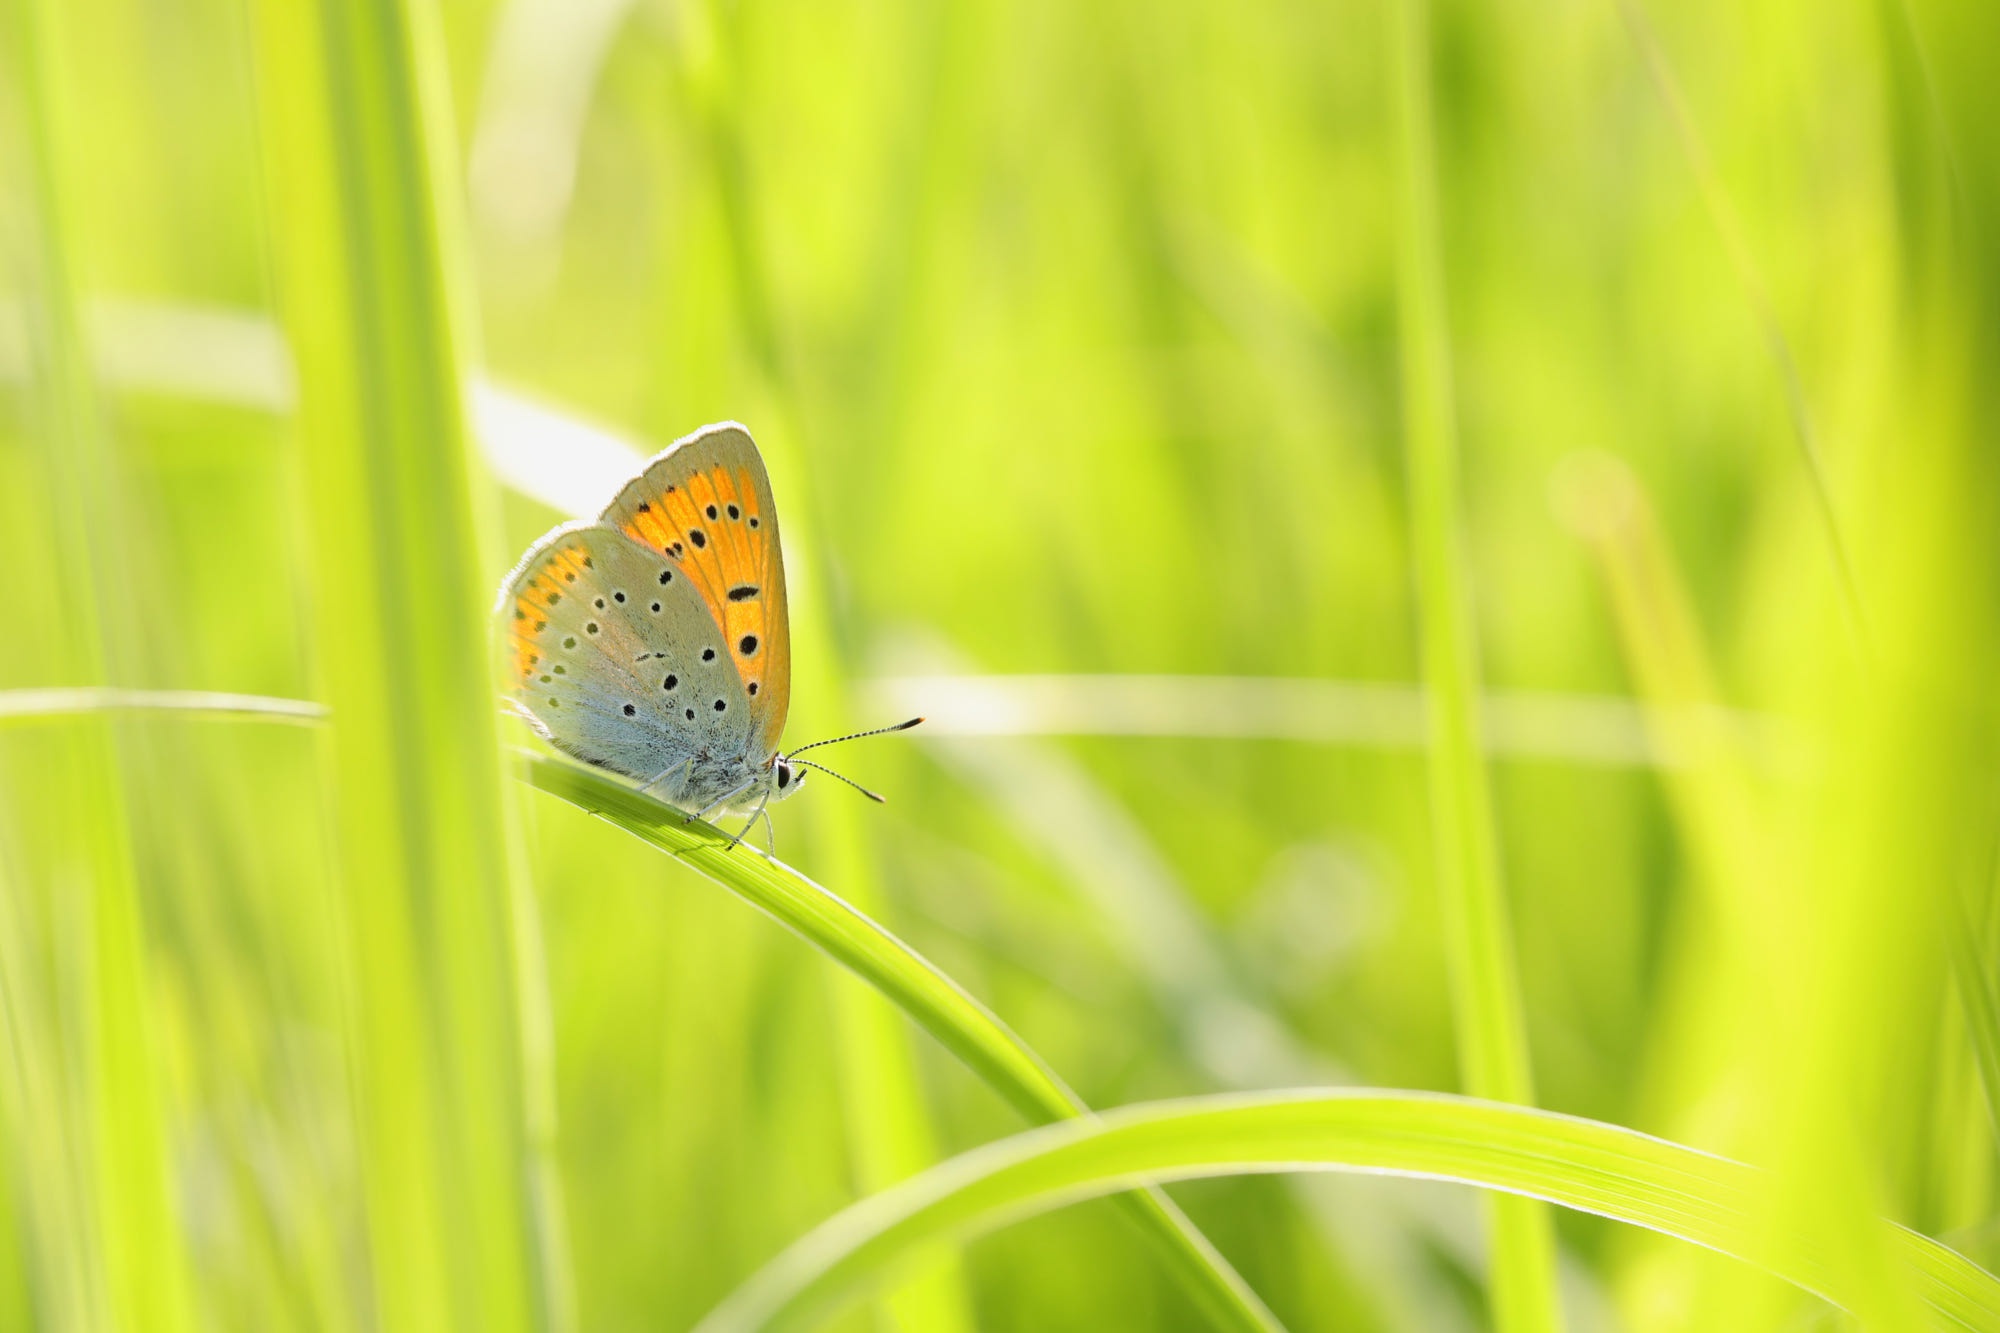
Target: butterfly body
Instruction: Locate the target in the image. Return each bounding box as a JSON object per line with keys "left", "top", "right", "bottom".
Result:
{"left": 497, "top": 424, "right": 805, "bottom": 826}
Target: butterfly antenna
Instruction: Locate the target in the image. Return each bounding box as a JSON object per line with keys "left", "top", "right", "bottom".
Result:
{"left": 791, "top": 759, "right": 887, "bottom": 803}
{"left": 786, "top": 716, "right": 923, "bottom": 758}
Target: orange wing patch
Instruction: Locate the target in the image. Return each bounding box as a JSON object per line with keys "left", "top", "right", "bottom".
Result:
{"left": 619, "top": 464, "right": 776, "bottom": 694}
{"left": 506, "top": 541, "right": 595, "bottom": 682}
{"left": 601, "top": 424, "right": 792, "bottom": 756}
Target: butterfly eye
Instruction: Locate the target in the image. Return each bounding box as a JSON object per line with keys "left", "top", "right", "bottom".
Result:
{"left": 776, "top": 763, "right": 791, "bottom": 789}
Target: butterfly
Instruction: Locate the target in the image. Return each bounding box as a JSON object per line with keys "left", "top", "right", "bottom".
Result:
{"left": 496, "top": 422, "right": 917, "bottom": 848}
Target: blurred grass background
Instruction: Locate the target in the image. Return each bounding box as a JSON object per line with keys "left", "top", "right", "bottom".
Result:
{"left": 3, "top": 0, "right": 2000, "bottom": 1329}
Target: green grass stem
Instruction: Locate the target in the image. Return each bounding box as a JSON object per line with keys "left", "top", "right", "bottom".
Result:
{"left": 7, "top": 2, "right": 193, "bottom": 1327}
{"left": 672, "top": 26, "right": 977, "bottom": 1328}
{"left": 1390, "top": 0, "right": 1562, "bottom": 1326}
{"left": 246, "top": 1, "right": 560, "bottom": 1327}
{"left": 1614, "top": 0, "right": 1868, "bottom": 648}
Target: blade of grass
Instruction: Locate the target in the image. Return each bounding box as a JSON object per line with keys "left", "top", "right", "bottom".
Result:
{"left": 0, "top": 689, "right": 328, "bottom": 728}
{"left": 7, "top": 2, "right": 194, "bottom": 1327}
{"left": 246, "top": 0, "right": 561, "bottom": 1328}
{"left": 518, "top": 751, "right": 1284, "bottom": 1333}
{"left": 674, "top": 24, "right": 977, "bottom": 1328}
{"left": 1950, "top": 881, "right": 2000, "bottom": 1145}
{"left": 0, "top": 819, "right": 101, "bottom": 1331}
{"left": 868, "top": 671, "right": 1791, "bottom": 769}
{"left": 1613, "top": 0, "right": 1868, "bottom": 648}
{"left": 1390, "top": 0, "right": 1562, "bottom": 1326}
{"left": 693, "top": 1089, "right": 2000, "bottom": 1333}
{"left": 652, "top": 21, "right": 971, "bottom": 1324}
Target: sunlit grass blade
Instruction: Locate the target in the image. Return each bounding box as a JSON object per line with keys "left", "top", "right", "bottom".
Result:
{"left": 869, "top": 671, "right": 1791, "bottom": 768}
{"left": 518, "top": 751, "right": 1284, "bottom": 1332}
{"left": 0, "top": 824, "right": 100, "bottom": 1330}
{"left": 246, "top": 0, "right": 560, "bottom": 1328}
{"left": 1951, "top": 881, "right": 2000, "bottom": 1143}
{"left": 695, "top": 1089, "right": 2000, "bottom": 1333}
{"left": 0, "top": 688, "right": 328, "bottom": 728}
{"left": 1391, "top": 0, "right": 1561, "bottom": 1326}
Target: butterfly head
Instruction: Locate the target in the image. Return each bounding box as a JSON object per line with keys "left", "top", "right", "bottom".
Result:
{"left": 769, "top": 717, "right": 924, "bottom": 807}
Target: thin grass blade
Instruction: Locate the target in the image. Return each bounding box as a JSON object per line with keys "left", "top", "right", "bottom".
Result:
{"left": 1390, "top": 0, "right": 1561, "bottom": 1325}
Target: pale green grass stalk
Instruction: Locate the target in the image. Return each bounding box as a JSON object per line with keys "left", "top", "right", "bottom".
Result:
{"left": 870, "top": 671, "right": 1788, "bottom": 769}
{"left": 1613, "top": 0, "right": 1867, "bottom": 647}
{"left": 246, "top": 1, "right": 558, "bottom": 1328}
{"left": 1950, "top": 883, "right": 2000, "bottom": 1144}
{"left": 692, "top": 1090, "right": 2000, "bottom": 1333}
{"left": 7, "top": 2, "right": 192, "bottom": 1328}
{"left": 0, "top": 689, "right": 328, "bottom": 728}
{"left": 0, "top": 827, "right": 99, "bottom": 1330}
{"left": 1555, "top": 452, "right": 1790, "bottom": 1323}
{"left": 1390, "top": 0, "right": 1561, "bottom": 1327}
{"left": 671, "top": 23, "right": 977, "bottom": 1328}
{"left": 519, "top": 752, "right": 1284, "bottom": 1333}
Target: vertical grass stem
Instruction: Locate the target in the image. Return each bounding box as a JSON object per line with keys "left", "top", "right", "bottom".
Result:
{"left": 1390, "top": 0, "right": 1563, "bottom": 1327}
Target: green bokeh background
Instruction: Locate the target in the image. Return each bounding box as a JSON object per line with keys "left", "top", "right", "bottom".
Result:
{"left": 3, "top": 0, "right": 1999, "bottom": 1329}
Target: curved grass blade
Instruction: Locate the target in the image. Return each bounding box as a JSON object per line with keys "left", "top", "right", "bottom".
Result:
{"left": 517, "top": 751, "right": 1283, "bottom": 1333}
{"left": 695, "top": 1089, "right": 2000, "bottom": 1333}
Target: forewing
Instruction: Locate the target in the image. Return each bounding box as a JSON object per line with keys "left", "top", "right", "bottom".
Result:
{"left": 599, "top": 422, "right": 791, "bottom": 756}
{"left": 497, "top": 522, "right": 757, "bottom": 780}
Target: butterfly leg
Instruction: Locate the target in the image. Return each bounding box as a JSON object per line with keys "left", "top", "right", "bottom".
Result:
{"left": 725, "top": 783, "right": 775, "bottom": 853}
{"left": 759, "top": 808, "right": 776, "bottom": 856}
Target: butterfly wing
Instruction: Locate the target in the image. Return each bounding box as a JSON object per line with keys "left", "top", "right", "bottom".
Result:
{"left": 598, "top": 423, "right": 791, "bottom": 759}
{"left": 498, "top": 521, "right": 757, "bottom": 788}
